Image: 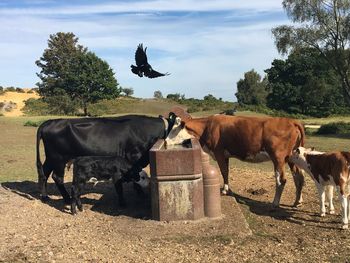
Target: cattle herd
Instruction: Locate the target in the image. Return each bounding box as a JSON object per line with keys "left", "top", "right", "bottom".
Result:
{"left": 36, "top": 112, "right": 350, "bottom": 229}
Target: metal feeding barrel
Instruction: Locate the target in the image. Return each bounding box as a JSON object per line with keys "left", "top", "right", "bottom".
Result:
{"left": 149, "top": 139, "right": 204, "bottom": 221}
{"left": 201, "top": 151, "right": 222, "bottom": 219}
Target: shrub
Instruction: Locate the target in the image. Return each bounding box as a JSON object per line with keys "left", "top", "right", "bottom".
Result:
{"left": 15, "top": 88, "right": 25, "bottom": 93}
{"left": 22, "top": 98, "right": 49, "bottom": 116}
{"left": 316, "top": 122, "right": 350, "bottom": 135}
{"left": 6, "top": 86, "right": 15, "bottom": 92}
{"left": 24, "top": 120, "right": 45, "bottom": 127}
{"left": 4, "top": 101, "right": 17, "bottom": 112}
{"left": 44, "top": 94, "right": 79, "bottom": 115}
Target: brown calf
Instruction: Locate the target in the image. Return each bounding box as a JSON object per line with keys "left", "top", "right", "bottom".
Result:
{"left": 290, "top": 147, "right": 350, "bottom": 229}
{"left": 166, "top": 114, "right": 305, "bottom": 207}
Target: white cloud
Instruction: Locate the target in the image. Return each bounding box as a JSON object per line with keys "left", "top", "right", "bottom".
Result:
{"left": 0, "top": 1, "right": 282, "bottom": 15}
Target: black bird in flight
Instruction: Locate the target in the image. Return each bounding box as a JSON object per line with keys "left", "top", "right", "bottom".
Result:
{"left": 131, "top": 43, "right": 170, "bottom": 78}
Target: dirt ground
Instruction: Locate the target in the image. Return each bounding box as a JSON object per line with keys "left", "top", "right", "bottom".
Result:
{"left": 1, "top": 166, "right": 350, "bottom": 262}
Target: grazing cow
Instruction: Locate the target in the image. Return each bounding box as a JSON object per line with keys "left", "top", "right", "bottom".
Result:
{"left": 70, "top": 155, "right": 150, "bottom": 214}
{"left": 166, "top": 114, "right": 305, "bottom": 207}
{"left": 290, "top": 147, "right": 350, "bottom": 229}
{"left": 36, "top": 113, "right": 177, "bottom": 204}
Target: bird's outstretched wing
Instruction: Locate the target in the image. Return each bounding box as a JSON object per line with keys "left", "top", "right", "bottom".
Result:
{"left": 135, "top": 43, "right": 148, "bottom": 67}
{"left": 144, "top": 69, "right": 170, "bottom": 79}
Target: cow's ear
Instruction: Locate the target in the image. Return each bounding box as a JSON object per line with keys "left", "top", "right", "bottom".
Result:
{"left": 311, "top": 147, "right": 315, "bottom": 151}
{"left": 168, "top": 112, "right": 177, "bottom": 122}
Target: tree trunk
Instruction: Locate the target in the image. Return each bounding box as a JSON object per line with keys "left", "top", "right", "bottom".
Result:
{"left": 83, "top": 102, "right": 88, "bottom": 116}
{"left": 341, "top": 77, "right": 350, "bottom": 105}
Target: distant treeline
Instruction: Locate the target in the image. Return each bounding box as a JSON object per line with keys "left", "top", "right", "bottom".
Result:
{"left": 235, "top": 48, "right": 350, "bottom": 118}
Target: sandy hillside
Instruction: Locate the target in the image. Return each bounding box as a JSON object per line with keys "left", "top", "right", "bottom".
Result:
{"left": 0, "top": 89, "right": 39, "bottom": 117}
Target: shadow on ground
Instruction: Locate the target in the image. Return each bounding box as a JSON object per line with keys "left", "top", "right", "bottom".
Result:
{"left": 231, "top": 191, "right": 340, "bottom": 230}
{"left": 1, "top": 180, "right": 151, "bottom": 219}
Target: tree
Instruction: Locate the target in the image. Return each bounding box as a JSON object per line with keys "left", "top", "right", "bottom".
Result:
{"left": 265, "top": 48, "right": 347, "bottom": 116}
{"left": 203, "top": 94, "right": 218, "bottom": 101}
{"left": 272, "top": 0, "right": 350, "bottom": 102}
{"left": 153, "top": 90, "right": 163, "bottom": 99}
{"left": 36, "top": 32, "right": 120, "bottom": 115}
{"left": 166, "top": 93, "right": 181, "bottom": 100}
{"left": 235, "top": 69, "right": 268, "bottom": 105}
{"left": 121, "top": 87, "right": 134, "bottom": 97}
{"left": 70, "top": 52, "right": 121, "bottom": 115}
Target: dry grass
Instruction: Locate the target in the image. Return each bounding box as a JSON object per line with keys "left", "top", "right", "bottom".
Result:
{"left": 0, "top": 90, "right": 39, "bottom": 117}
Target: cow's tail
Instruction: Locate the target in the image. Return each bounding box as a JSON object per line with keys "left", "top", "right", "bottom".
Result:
{"left": 294, "top": 121, "right": 306, "bottom": 148}
{"left": 36, "top": 122, "right": 46, "bottom": 195}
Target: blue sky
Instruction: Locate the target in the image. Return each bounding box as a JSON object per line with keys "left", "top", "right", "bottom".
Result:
{"left": 0, "top": 0, "right": 288, "bottom": 101}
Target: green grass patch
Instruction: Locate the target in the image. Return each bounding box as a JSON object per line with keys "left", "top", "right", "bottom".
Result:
{"left": 1, "top": 114, "right": 350, "bottom": 183}
{"left": 24, "top": 120, "right": 45, "bottom": 127}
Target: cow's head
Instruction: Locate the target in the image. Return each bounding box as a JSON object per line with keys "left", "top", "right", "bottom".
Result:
{"left": 290, "top": 147, "right": 309, "bottom": 167}
{"left": 135, "top": 170, "right": 150, "bottom": 189}
{"left": 165, "top": 116, "right": 194, "bottom": 145}
{"left": 290, "top": 146, "right": 321, "bottom": 171}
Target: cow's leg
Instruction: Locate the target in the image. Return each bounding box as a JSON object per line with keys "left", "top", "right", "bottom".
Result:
{"left": 325, "top": 185, "right": 335, "bottom": 214}
{"left": 347, "top": 195, "right": 350, "bottom": 222}
{"left": 70, "top": 184, "right": 78, "bottom": 215}
{"left": 337, "top": 183, "right": 349, "bottom": 229}
{"left": 52, "top": 164, "right": 71, "bottom": 204}
{"left": 315, "top": 183, "right": 326, "bottom": 217}
{"left": 71, "top": 182, "right": 84, "bottom": 214}
{"left": 339, "top": 194, "right": 348, "bottom": 229}
{"left": 39, "top": 160, "right": 53, "bottom": 201}
{"left": 114, "top": 179, "right": 126, "bottom": 207}
{"left": 272, "top": 159, "right": 287, "bottom": 207}
{"left": 215, "top": 152, "right": 230, "bottom": 195}
{"left": 288, "top": 162, "right": 304, "bottom": 207}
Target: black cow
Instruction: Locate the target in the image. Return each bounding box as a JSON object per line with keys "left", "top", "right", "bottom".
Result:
{"left": 70, "top": 155, "right": 149, "bottom": 214}
{"left": 36, "top": 114, "right": 176, "bottom": 204}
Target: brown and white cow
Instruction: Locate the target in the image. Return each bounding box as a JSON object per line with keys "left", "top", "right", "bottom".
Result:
{"left": 166, "top": 114, "right": 305, "bottom": 207}
{"left": 290, "top": 147, "right": 350, "bottom": 229}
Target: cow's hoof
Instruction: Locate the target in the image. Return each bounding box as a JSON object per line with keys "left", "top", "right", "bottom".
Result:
{"left": 40, "top": 195, "right": 50, "bottom": 202}
{"left": 292, "top": 201, "right": 303, "bottom": 208}
{"left": 329, "top": 210, "right": 335, "bottom": 215}
{"left": 221, "top": 188, "right": 233, "bottom": 196}
{"left": 342, "top": 224, "right": 348, "bottom": 230}
{"left": 320, "top": 213, "right": 326, "bottom": 217}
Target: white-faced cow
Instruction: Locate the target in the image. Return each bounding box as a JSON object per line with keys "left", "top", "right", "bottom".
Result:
{"left": 36, "top": 114, "right": 177, "bottom": 205}
{"left": 290, "top": 147, "right": 350, "bottom": 229}
{"left": 166, "top": 114, "right": 305, "bottom": 207}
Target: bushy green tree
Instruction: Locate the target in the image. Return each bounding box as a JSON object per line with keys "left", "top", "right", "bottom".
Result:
{"left": 235, "top": 69, "right": 268, "bottom": 106}
{"left": 265, "top": 48, "right": 347, "bottom": 116}
{"left": 36, "top": 32, "right": 120, "bottom": 115}
{"left": 272, "top": 0, "right": 350, "bottom": 103}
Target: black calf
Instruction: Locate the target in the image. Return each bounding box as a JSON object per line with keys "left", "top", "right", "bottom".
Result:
{"left": 70, "top": 156, "right": 137, "bottom": 214}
